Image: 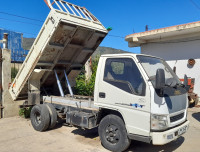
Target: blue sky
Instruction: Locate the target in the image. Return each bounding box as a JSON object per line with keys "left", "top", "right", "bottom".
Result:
{"left": 0, "top": 0, "right": 200, "bottom": 53}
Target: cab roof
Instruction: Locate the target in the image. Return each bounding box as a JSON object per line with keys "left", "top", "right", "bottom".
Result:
{"left": 101, "top": 53, "right": 163, "bottom": 60}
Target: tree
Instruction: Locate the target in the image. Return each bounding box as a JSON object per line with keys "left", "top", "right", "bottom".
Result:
{"left": 74, "top": 57, "right": 99, "bottom": 96}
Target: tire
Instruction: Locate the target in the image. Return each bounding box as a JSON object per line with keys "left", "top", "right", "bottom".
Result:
{"left": 30, "top": 104, "right": 50, "bottom": 132}
{"left": 45, "top": 103, "right": 57, "bottom": 129}
{"left": 98, "top": 114, "right": 131, "bottom": 152}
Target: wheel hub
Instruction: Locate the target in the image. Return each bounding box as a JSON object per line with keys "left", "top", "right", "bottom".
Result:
{"left": 34, "top": 111, "right": 41, "bottom": 125}
{"left": 105, "top": 124, "right": 120, "bottom": 144}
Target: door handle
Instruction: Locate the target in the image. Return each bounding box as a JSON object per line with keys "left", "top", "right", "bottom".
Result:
{"left": 99, "top": 92, "right": 106, "bottom": 98}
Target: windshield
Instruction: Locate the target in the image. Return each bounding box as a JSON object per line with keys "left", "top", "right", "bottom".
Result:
{"left": 137, "top": 55, "right": 181, "bottom": 87}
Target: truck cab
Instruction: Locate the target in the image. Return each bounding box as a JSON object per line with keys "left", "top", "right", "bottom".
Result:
{"left": 94, "top": 53, "right": 189, "bottom": 150}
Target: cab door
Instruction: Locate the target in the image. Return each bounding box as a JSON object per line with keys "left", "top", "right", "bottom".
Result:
{"left": 96, "top": 57, "right": 151, "bottom": 136}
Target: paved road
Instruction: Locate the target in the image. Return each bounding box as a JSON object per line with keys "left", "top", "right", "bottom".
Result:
{"left": 0, "top": 107, "right": 200, "bottom": 152}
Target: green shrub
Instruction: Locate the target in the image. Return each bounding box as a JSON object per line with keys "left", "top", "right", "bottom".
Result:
{"left": 11, "top": 67, "right": 18, "bottom": 81}
{"left": 74, "top": 57, "right": 99, "bottom": 96}
{"left": 19, "top": 107, "right": 32, "bottom": 118}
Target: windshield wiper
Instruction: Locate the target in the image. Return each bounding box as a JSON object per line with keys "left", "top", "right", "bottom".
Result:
{"left": 164, "top": 83, "right": 184, "bottom": 88}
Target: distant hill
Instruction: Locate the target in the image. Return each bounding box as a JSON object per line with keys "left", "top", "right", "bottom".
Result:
{"left": 22, "top": 38, "right": 128, "bottom": 57}
{"left": 92, "top": 46, "right": 128, "bottom": 59}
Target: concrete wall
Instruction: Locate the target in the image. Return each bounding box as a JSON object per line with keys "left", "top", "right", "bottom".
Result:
{"left": 2, "top": 48, "right": 24, "bottom": 118}
{"left": 141, "top": 39, "right": 200, "bottom": 95}
{"left": 85, "top": 59, "right": 92, "bottom": 81}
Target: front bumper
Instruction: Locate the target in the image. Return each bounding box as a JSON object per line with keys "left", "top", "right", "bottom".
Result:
{"left": 151, "top": 120, "right": 189, "bottom": 145}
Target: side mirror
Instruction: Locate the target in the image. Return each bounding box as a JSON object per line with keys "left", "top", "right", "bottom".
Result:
{"left": 155, "top": 69, "right": 165, "bottom": 89}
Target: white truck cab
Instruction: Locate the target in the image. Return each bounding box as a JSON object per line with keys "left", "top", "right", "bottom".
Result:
{"left": 94, "top": 53, "right": 189, "bottom": 149}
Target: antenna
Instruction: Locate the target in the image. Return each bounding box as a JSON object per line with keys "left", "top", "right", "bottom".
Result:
{"left": 145, "top": 25, "right": 149, "bottom": 31}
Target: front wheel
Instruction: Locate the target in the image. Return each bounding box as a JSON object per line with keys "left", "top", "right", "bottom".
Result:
{"left": 98, "top": 114, "right": 131, "bottom": 152}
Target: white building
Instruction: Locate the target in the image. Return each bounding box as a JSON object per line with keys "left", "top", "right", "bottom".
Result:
{"left": 125, "top": 21, "right": 200, "bottom": 96}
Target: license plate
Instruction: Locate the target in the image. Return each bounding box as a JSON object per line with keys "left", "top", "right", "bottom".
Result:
{"left": 177, "top": 126, "right": 187, "bottom": 136}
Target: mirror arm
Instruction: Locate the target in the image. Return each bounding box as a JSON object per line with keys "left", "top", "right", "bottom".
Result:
{"left": 159, "top": 88, "right": 164, "bottom": 96}
{"left": 155, "top": 88, "right": 164, "bottom": 97}
{"left": 185, "top": 85, "right": 190, "bottom": 92}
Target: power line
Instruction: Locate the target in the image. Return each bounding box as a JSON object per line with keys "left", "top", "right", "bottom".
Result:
{"left": 21, "top": 32, "right": 37, "bottom": 36}
{"left": 0, "top": 26, "right": 37, "bottom": 36}
{"left": 190, "top": 0, "right": 200, "bottom": 10}
{"left": 108, "top": 34, "right": 125, "bottom": 39}
{"left": 0, "top": 11, "right": 126, "bottom": 39}
{"left": 0, "top": 17, "right": 42, "bottom": 27}
{"left": 0, "top": 12, "right": 126, "bottom": 38}
{"left": 0, "top": 11, "right": 43, "bottom": 22}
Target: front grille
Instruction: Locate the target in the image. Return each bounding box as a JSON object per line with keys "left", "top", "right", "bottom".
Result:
{"left": 170, "top": 112, "right": 184, "bottom": 123}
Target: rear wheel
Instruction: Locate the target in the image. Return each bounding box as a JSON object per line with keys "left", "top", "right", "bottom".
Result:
{"left": 30, "top": 104, "right": 50, "bottom": 132}
{"left": 45, "top": 103, "right": 57, "bottom": 129}
{"left": 98, "top": 114, "right": 131, "bottom": 152}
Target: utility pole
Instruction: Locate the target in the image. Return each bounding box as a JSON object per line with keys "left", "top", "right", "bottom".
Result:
{"left": 0, "top": 33, "right": 8, "bottom": 49}
{"left": 145, "top": 25, "right": 149, "bottom": 31}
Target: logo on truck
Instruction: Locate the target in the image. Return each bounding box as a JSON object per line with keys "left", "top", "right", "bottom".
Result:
{"left": 115, "top": 103, "right": 144, "bottom": 108}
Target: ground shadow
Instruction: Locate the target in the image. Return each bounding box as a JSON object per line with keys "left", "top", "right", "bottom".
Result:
{"left": 46, "top": 116, "right": 99, "bottom": 138}
{"left": 71, "top": 127, "right": 99, "bottom": 139}
{"left": 45, "top": 117, "right": 98, "bottom": 138}
{"left": 50, "top": 122, "right": 63, "bottom": 130}
{"left": 46, "top": 118, "right": 65, "bottom": 131}
{"left": 126, "top": 136, "right": 185, "bottom": 152}
{"left": 192, "top": 112, "right": 200, "bottom": 122}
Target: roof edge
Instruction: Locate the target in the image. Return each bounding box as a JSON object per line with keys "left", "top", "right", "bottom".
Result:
{"left": 125, "top": 20, "right": 200, "bottom": 40}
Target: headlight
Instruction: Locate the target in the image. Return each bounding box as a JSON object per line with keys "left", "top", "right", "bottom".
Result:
{"left": 151, "top": 114, "right": 168, "bottom": 130}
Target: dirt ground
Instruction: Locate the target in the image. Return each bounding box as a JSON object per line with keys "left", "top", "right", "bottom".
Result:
{"left": 0, "top": 107, "right": 200, "bottom": 152}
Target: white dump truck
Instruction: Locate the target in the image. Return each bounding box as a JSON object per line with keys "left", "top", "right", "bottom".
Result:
{"left": 9, "top": 0, "right": 189, "bottom": 151}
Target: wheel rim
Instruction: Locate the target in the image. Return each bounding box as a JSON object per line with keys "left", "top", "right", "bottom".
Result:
{"left": 34, "top": 111, "right": 41, "bottom": 126}
{"left": 105, "top": 124, "right": 120, "bottom": 144}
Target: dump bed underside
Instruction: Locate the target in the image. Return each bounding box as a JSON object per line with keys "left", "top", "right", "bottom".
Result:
{"left": 9, "top": 2, "right": 107, "bottom": 100}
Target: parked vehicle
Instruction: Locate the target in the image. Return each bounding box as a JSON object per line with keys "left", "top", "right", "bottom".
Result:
{"left": 31, "top": 53, "right": 190, "bottom": 152}
{"left": 9, "top": 1, "right": 190, "bottom": 152}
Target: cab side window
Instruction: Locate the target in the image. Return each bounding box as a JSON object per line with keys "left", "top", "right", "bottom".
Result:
{"left": 104, "top": 58, "right": 146, "bottom": 96}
